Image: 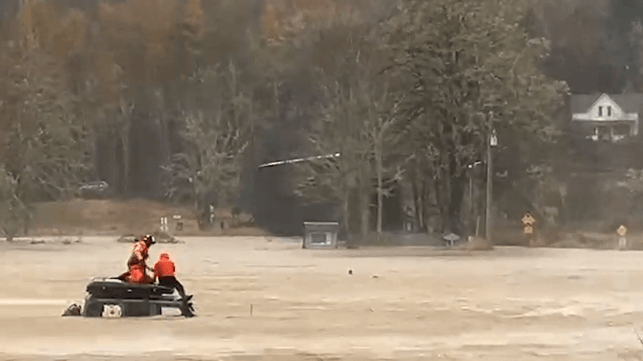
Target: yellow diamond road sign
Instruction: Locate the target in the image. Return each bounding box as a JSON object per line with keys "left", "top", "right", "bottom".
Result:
{"left": 617, "top": 225, "right": 627, "bottom": 236}
{"left": 522, "top": 213, "right": 535, "bottom": 225}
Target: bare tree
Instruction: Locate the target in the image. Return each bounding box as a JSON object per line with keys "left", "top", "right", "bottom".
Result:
{"left": 383, "top": 0, "right": 568, "bottom": 235}
{"left": 163, "top": 62, "right": 251, "bottom": 211}
{"left": 0, "top": 8, "right": 93, "bottom": 239}
{"left": 297, "top": 30, "right": 401, "bottom": 239}
{"left": 0, "top": 165, "right": 24, "bottom": 241}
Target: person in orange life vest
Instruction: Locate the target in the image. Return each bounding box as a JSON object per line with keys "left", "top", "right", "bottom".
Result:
{"left": 116, "top": 235, "right": 156, "bottom": 283}
{"left": 128, "top": 235, "right": 155, "bottom": 269}
{"left": 126, "top": 264, "right": 154, "bottom": 284}
{"left": 153, "top": 253, "right": 188, "bottom": 300}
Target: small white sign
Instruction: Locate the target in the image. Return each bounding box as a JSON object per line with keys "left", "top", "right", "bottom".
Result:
{"left": 161, "top": 307, "right": 182, "bottom": 317}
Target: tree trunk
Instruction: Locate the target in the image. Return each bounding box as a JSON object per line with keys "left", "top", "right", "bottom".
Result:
{"left": 159, "top": 87, "right": 172, "bottom": 164}
{"left": 360, "top": 199, "right": 370, "bottom": 237}
{"left": 121, "top": 131, "right": 129, "bottom": 195}
{"left": 435, "top": 119, "right": 449, "bottom": 234}
{"left": 4, "top": 227, "right": 14, "bottom": 242}
{"left": 434, "top": 169, "right": 449, "bottom": 233}
{"left": 110, "top": 132, "right": 121, "bottom": 191}
{"left": 411, "top": 173, "right": 424, "bottom": 232}
{"left": 343, "top": 195, "right": 354, "bottom": 247}
{"left": 158, "top": 116, "right": 171, "bottom": 164}
{"left": 448, "top": 174, "right": 466, "bottom": 235}
{"left": 156, "top": 114, "right": 171, "bottom": 197}
{"left": 119, "top": 99, "right": 131, "bottom": 195}
{"left": 376, "top": 135, "right": 383, "bottom": 234}
{"left": 359, "top": 176, "right": 370, "bottom": 237}
{"left": 343, "top": 195, "right": 350, "bottom": 232}
{"left": 421, "top": 177, "right": 430, "bottom": 232}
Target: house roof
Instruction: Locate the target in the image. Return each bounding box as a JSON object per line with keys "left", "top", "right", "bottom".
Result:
{"left": 570, "top": 92, "right": 643, "bottom": 114}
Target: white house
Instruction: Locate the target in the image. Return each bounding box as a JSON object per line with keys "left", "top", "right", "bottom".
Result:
{"left": 570, "top": 93, "right": 643, "bottom": 142}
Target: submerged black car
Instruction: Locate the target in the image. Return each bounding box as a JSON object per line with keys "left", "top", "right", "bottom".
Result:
{"left": 63, "top": 277, "right": 195, "bottom": 318}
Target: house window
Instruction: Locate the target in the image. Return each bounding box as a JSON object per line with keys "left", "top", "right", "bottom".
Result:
{"left": 608, "top": 106, "right": 612, "bottom": 116}
{"left": 613, "top": 124, "right": 630, "bottom": 136}
{"left": 598, "top": 106, "right": 603, "bottom": 117}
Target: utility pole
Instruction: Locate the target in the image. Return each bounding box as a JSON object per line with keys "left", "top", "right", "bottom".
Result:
{"left": 485, "top": 116, "right": 497, "bottom": 242}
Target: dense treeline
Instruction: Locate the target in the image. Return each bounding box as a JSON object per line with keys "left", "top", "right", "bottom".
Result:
{"left": 0, "top": 0, "right": 639, "bottom": 240}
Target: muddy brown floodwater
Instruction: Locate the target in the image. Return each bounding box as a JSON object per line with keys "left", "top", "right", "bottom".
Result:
{"left": 2, "top": 236, "right": 643, "bottom": 360}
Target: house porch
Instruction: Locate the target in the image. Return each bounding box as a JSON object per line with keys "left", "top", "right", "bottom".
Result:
{"left": 574, "top": 120, "right": 637, "bottom": 142}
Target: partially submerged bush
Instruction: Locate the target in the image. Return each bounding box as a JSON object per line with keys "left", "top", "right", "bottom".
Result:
{"left": 151, "top": 229, "right": 183, "bottom": 243}
{"left": 116, "top": 234, "right": 137, "bottom": 243}
{"left": 117, "top": 231, "right": 183, "bottom": 244}
{"left": 458, "top": 236, "right": 494, "bottom": 251}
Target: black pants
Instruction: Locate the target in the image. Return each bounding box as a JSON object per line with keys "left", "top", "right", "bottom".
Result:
{"left": 158, "top": 276, "right": 187, "bottom": 299}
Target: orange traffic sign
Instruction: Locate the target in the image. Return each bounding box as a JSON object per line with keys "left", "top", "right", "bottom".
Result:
{"left": 617, "top": 225, "right": 627, "bottom": 236}
{"left": 522, "top": 213, "right": 536, "bottom": 225}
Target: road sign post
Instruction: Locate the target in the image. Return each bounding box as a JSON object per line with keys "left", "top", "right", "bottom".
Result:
{"left": 617, "top": 225, "right": 627, "bottom": 250}
{"left": 485, "top": 128, "right": 497, "bottom": 242}
{"left": 522, "top": 213, "right": 536, "bottom": 247}
{"left": 160, "top": 217, "right": 169, "bottom": 233}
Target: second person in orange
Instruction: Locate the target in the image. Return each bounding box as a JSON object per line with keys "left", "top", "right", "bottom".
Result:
{"left": 153, "top": 252, "right": 189, "bottom": 301}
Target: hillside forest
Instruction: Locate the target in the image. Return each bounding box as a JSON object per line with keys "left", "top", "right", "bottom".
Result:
{"left": 0, "top": 0, "right": 642, "bottom": 242}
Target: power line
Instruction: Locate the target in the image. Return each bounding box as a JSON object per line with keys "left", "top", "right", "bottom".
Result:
{"left": 257, "top": 153, "right": 341, "bottom": 169}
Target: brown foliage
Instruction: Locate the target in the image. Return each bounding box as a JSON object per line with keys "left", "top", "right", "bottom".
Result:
{"left": 0, "top": 0, "right": 601, "bottom": 240}
{"left": 0, "top": 0, "right": 94, "bottom": 239}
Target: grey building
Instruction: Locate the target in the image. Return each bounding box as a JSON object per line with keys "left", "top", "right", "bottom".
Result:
{"left": 570, "top": 92, "right": 643, "bottom": 142}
